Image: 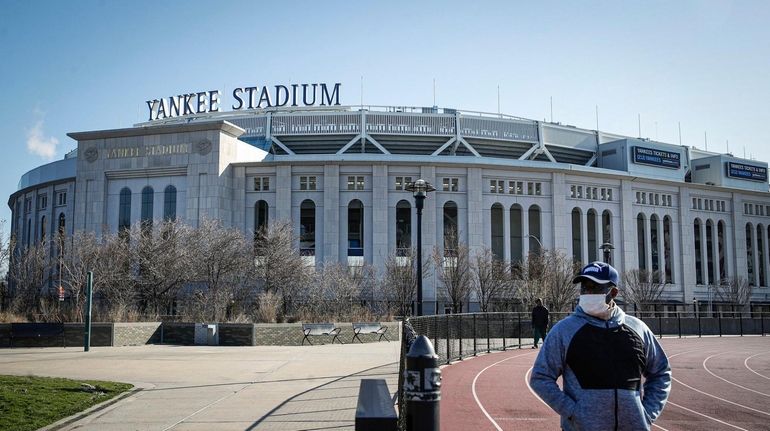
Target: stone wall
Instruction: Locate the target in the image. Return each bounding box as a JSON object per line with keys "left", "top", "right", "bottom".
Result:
{"left": 114, "top": 322, "right": 162, "bottom": 346}
{"left": 0, "top": 321, "right": 402, "bottom": 347}
{"left": 254, "top": 322, "right": 401, "bottom": 346}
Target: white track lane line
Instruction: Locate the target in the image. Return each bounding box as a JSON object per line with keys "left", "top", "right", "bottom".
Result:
{"left": 703, "top": 351, "right": 770, "bottom": 397}
{"left": 663, "top": 348, "right": 756, "bottom": 429}
{"left": 472, "top": 351, "right": 537, "bottom": 431}
{"left": 744, "top": 351, "right": 770, "bottom": 380}
{"left": 664, "top": 400, "right": 749, "bottom": 431}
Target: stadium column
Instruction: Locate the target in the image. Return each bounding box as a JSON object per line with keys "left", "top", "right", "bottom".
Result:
{"left": 581, "top": 210, "right": 589, "bottom": 264}
{"left": 729, "top": 192, "right": 742, "bottom": 285}
{"left": 710, "top": 221, "right": 719, "bottom": 285}
{"left": 275, "top": 165, "right": 292, "bottom": 222}
{"left": 620, "top": 179, "right": 636, "bottom": 277}
{"left": 521, "top": 208, "right": 530, "bottom": 257}
{"left": 324, "top": 165, "right": 340, "bottom": 264}
{"left": 646, "top": 212, "right": 653, "bottom": 272}
{"left": 467, "top": 168, "right": 483, "bottom": 255}
{"left": 421, "top": 166, "right": 436, "bottom": 314}
{"left": 503, "top": 205, "right": 511, "bottom": 262}
{"left": 551, "top": 172, "right": 567, "bottom": 251}
{"left": 658, "top": 216, "right": 666, "bottom": 282}
{"left": 679, "top": 187, "right": 695, "bottom": 301}
{"left": 700, "top": 216, "right": 708, "bottom": 286}
{"left": 372, "top": 165, "right": 388, "bottom": 272}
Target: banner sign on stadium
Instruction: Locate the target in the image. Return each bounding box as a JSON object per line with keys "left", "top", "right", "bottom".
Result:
{"left": 725, "top": 162, "right": 768, "bottom": 182}
{"left": 631, "top": 146, "right": 681, "bottom": 169}
{"left": 145, "top": 83, "right": 341, "bottom": 121}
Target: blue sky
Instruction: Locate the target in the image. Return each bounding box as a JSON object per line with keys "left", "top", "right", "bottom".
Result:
{"left": 1, "top": 0, "right": 769, "bottom": 226}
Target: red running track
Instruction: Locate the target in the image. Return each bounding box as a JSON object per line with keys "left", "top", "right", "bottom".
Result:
{"left": 440, "top": 336, "right": 770, "bottom": 431}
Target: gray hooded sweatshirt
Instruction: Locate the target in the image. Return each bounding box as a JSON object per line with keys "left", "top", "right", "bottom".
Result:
{"left": 530, "top": 306, "right": 671, "bottom": 431}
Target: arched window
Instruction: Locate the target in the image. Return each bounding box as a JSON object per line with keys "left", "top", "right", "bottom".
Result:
{"left": 163, "top": 185, "right": 177, "bottom": 221}
{"left": 572, "top": 208, "right": 582, "bottom": 263}
{"left": 254, "top": 200, "right": 269, "bottom": 235}
{"left": 718, "top": 220, "right": 726, "bottom": 281}
{"left": 602, "top": 210, "right": 613, "bottom": 264}
{"left": 443, "top": 201, "right": 458, "bottom": 254}
{"left": 40, "top": 216, "right": 46, "bottom": 244}
{"left": 746, "top": 223, "right": 754, "bottom": 285}
{"left": 651, "top": 214, "right": 660, "bottom": 275}
{"left": 637, "top": 214, "right": 647, "bottom": 270}
{"left": 663, "top": 216, "right": 673, "bottom": 283}
{"left": 510, "top": 204, "right": 523, "bottom": 264}
{"left": 141, "top": 186, "right": 154, "bottom": 230}
{"left": 528, "top": 205, "right": 541, "bottom": 255}
{"left": 491, "top": 203, "right": 504, "bottom": 259}
{"left": 26, "top": 219, "right": 31, "bottom": 246}
{"left": 587, "top": 209, "right": 597, "bottom": 262}
{"left": 348, "top": 199, "right": 364, "bottom": 256}
{"left": 758, "top": 225, "right": 765, "bottom": 286}
{"left": 396, "top": 200, "right": 411, "bottom": 253}
{"left": 300, "top": 200, "right": 316, "bottom": 256}
{"left": 118, "top": 187, "right": 131, "bottom": 233}
{"left": 706, "top": 220, "right": 715, "bottom": 285}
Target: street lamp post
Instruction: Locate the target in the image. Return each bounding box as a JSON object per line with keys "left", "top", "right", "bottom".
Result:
{"left": 406, "top": 179, "right": 436, "bottom": 316}
{"left": 600, "top": 242, "right": 614, "bottom": 264}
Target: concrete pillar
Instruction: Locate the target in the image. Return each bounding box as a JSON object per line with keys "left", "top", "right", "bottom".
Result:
{"left": 522, "top": 206, "right": 530, "bottom": 258}
{"left": 275, "top": 165, "right": 292, "bottom": 222}
{"left": 700, "top": 219, "right": 708, "bottom": 286}
{"left": 503, "top": 205, "right": 511, "bottom": 263}
{"left": 323, "top": 165, "right": 340, "bottom": 264}
{"left": 645, "top": 213, "right": 653, "bottom": 272}
{"left": 753, "top": 226, "right": 761, "bottom": 287}
{"left": 710, "top": 221, "right": 720, "bottom": 285}
{"left": 372, "top": 165, "right": 388, "bottom": 271}
{"left": 581, "top": 209, "right": 589, "bottom": 264}
{"left": 657, "top": 216, "right": 665, "bottom": 280}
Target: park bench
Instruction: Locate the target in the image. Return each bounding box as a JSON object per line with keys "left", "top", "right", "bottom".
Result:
{"left": 352, "top": 322, "right": 390, "bottom": 343}
{"left": 301, "top": 323, "right": 343, "bottom": 345}
{"left": 10, "top": 323, "right": 65, "bottom": 347}
{"left": 354, "top": 379, "right": 397, "bottom": 431}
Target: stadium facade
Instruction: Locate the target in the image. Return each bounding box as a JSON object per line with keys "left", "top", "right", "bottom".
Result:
{"left": 9, "top": 92, "right": 770, "bottom": 313}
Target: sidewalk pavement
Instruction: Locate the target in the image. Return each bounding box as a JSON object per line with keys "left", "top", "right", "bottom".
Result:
{"left": 0, "top": 342, "right": 400, "bottom": 431}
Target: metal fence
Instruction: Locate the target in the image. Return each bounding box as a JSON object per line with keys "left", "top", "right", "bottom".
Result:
{"left": 396, "top": 311, "right": 769, "bottom": 430}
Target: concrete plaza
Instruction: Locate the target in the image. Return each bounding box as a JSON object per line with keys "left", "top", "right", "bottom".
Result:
{"left": 0, "top": 342, "right": 400, "bottom": 430}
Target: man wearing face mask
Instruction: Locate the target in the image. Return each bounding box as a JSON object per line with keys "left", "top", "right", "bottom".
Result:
{"left": 529, "top": 262, "right": 671, "bottom": 431}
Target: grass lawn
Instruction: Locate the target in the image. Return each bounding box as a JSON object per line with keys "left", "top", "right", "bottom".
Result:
{"left": 0, "top": 375, "right": 133, "bottom": 431}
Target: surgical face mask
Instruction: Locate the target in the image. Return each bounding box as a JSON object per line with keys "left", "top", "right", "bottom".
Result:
{"left": 579, "top": 294, "right": 611, "bottom": 319}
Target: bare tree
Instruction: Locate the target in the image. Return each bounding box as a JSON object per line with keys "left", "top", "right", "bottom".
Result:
{"left": 514, "top": 250, "right": 578, "bottom": 313}
{"left": 380, "top": 248, "right": 432, "bottom": 317}
{"left": 472, "top": 247, "right": 512, "bottom": 312}
{"left": 622, "top": 269, "right": 665, "bottom": 313}
{"left": 59, "top": 231, "right": 120, "bottom": 322}
{"left": 8, "top": 242, "right": 47, "bottom": 319}
{"left": 254, "top": 220, "right": 310, "bottom": 318}
{"left": 187, "top": 219, "right": 253, "bottom": 322}
{"left": 131, "top": 221, "right": 193, "bottom": 319}
{"left": 714, "top": 276, "right": 752, "bottom": 315}
{"left": 432, "top": 231, "right": 472, "bottom": 313}
{"left": 303, "top": 263, "right": 374, "bottom": 321}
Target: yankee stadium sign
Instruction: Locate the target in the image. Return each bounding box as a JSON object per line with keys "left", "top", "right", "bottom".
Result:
{"left": 145, "top": 83, "right": 341, "bottom": 121}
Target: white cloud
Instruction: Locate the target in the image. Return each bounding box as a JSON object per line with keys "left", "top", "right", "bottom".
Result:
{"left": 26, "top": 119, "right": 59, "bottom": 160}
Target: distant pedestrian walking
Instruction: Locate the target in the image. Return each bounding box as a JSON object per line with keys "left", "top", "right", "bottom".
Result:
{"left": 531, "top": 298, "right": 549, "bottom": 349}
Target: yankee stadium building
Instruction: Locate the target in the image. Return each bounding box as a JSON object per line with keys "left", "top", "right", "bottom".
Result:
{"left": 9, "top": 83, "right": 770, "bottom": 313}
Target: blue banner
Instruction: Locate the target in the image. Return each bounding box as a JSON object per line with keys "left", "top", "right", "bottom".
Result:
{"left": 632, "top": 146, "right": 681, "bottom": 169}
{"left": 726, "top": 162, "right": 768, "bottom": 182}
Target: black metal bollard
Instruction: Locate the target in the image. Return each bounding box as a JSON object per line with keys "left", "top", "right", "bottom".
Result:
{"left": 405, "top": 335, "right": 441, "bottom": 431}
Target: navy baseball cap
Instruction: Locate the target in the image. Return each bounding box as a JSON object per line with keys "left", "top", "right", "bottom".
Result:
{"left": 572, "top": 261, "right": 619, "bottom": 287}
